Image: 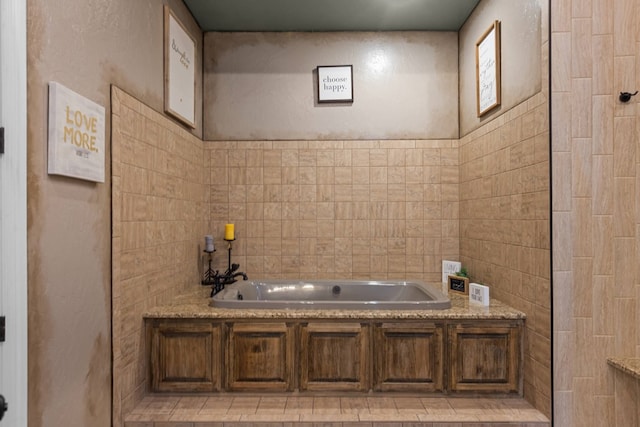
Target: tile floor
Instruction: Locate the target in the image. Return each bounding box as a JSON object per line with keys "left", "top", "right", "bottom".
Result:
{"left": 124, "top": 394, "right": 550, "bottom": 426}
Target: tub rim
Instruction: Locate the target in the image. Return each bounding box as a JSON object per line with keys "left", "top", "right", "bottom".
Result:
{"left": 210, "top": 279, "right": 452, "bottom": 310}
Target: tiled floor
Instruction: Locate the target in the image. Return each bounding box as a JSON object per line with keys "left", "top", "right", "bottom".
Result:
{"left": 124, "top": 394, "right": 550, "bottom": 426}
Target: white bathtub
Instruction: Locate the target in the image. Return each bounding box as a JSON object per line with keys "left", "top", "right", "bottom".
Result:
{"left": 210, "top": 279, "right": 451, "bottom": 310}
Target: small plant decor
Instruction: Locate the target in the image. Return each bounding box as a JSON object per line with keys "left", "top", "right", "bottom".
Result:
{"left": 455, "top": 267, "right": 469, "bottom": 278}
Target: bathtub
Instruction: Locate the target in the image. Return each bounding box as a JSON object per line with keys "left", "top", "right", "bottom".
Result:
{"left": 210, "top": 279, "right": 451, "bottom": 310}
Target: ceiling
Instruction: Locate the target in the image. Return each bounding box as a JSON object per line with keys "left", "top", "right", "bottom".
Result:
{"left": 183, "top": 0, "right": 481, "bottom": 32}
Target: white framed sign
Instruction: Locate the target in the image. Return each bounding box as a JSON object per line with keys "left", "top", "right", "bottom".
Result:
{"left": 47, "top": 82, "right": 105, "bottom": 182}
{"left": 475, "top": 20, "right": 501, "bottom": 117}
{"left": 164, "top": 5, "right": 196, "bottom": 128}
{"left": 317, "top": 65, "right": 353, "bottom": 103}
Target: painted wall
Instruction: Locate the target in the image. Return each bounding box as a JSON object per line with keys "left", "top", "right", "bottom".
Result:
{"left": 458, "top": 0, "right": 542, "bottom": 136}
{"left": 203, "top": 32, "right": 459, "bottom": 140}
{"left": 26, "top": 1, "right": 202, "bottom": 426}
{"left": 551, "top": 0, "right": 640, "bottom": 425}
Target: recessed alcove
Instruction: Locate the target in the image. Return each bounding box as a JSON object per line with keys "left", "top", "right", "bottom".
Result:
{"left": 111, "top": 0, "right": 551, "bottom": 425}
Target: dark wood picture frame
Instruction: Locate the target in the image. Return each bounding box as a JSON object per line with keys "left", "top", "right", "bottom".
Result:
{"left": 448, "top": 275, "right": 470, "bottom": 295}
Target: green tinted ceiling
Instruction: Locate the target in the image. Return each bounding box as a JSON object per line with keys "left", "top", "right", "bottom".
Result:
{"left": 183, "top": 0, "right": 481, "bottom": 32}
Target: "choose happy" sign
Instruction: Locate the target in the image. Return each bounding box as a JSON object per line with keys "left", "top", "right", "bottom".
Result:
{"left": 317, "top": 65, "right": 354, "bottom": 103}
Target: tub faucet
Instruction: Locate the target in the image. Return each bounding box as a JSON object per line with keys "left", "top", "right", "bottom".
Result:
{"left": 201, "top": 238, "right": 247, "bottom": 296}
{"left": 205, "top": 264, "right": 248, "bottom": 297}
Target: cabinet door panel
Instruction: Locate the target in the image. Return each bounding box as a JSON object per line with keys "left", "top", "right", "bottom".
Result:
{"left": 374, "top": 322, "right": 444, "bottom": 392}
{"left": 300, "top": 323, "right": 369, "bottom": 391}
{"left": 448, "top": 322, "right": 522, "bottom": 394}
{"left": 150, "top": 321, "right": 220, "bottom": 392}
{"left": 227, "top": 322, "right": 294, "bottom": 391}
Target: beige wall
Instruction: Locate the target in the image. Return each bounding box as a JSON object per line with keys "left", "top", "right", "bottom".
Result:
{"left": 551, "top": 0, "right": 640, "bottom": 425}
{"left": 458, "top": 0, "right": 551, "bottom": 417}
{"left": 26, "top": 1, "right": 202, "bottom": 426}
{"left": 458, "top": 0, "right": 542, "bottom": 136}
{"left": 203, "top": 32, "right": 459, "bottom": 140}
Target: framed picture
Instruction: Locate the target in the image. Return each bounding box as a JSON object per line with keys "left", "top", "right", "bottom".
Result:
{"left": 164, "top": 5, "right": 196, "bottom": 128}
{"left": 317, "top": 65, "right": 353, "bottom": 103}
{"left": 475, "top": 20, "right": 501, "bottom": 117}
{"left": 448, "top": 275, "right": 470, "bottom": 295}
{"left": 47, "top": 82, "right": 105, "bottom": 183}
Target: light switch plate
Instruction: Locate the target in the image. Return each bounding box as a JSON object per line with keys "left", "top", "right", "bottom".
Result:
{"left": 469, "top": 283, "right": 490, "bottom": 306}
{"left": 442, "top": 260, "right": 461, "bottom": 284}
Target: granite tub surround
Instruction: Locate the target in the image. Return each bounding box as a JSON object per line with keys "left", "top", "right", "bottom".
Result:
{"left": 144, "top": 285, "right": 526, "bottom": 320}
{"left": 146, "top": 284, "right": 525, "bottom": 396}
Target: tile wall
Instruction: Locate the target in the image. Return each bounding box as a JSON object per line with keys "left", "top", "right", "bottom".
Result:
{"left": 205, "top": 139, "right": 459, "bottom": 282}
{"left": 551, "top": 0, "right": 640, "bottom": 426}
{"left": 459, "top": 92, "right": 551, "bottom": 417}
{"left": 111, "top": 87, "right": 209, "bottom": 427}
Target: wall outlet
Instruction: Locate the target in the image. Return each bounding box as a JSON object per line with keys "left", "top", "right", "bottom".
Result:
{"left": 442, "top": 260, "right": 461, "bottom": 283}
{"left": 469, "top": 283, "right": 490, "bottom": 306}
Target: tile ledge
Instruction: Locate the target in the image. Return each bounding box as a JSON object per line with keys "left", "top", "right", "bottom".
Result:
{"left": 607, "top": 357, "right": 640, "bottom": 380}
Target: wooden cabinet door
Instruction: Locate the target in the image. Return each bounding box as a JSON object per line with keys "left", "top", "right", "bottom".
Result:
{"left": 300, "top": 322, "right": 370, "bottom": 391}
{"left": 149, "top": 320, "right": 221, "bottom": 392}
{"left": 448, "top": 321, "right": 522, "bottom": 394}
{"left": 373, "top": 322, "right": 444, "bottom": 392}
{"left": 227, "top": 322, "right": 295, "bottom": 391}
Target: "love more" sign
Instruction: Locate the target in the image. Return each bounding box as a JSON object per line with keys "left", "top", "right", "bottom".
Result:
{"left": 48, "top": 82, "right": 105, "bottom": 182}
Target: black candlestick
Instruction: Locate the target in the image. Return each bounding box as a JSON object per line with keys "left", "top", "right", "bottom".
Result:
{"left": 201, "top": 249, "right": 216, "bottom": 285}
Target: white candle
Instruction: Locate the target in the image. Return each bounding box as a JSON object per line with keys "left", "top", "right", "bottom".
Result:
{"left": 205, "top": 235, "right": 214, "bottom": 252}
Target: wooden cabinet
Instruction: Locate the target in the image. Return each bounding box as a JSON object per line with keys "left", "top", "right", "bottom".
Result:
{"left": 147, "top": 317, "right": 523, "bottom": 395}
{"left": 148, "top": 320, "right": 221, "bottom": 392}
{"left": 448, "top": 321, "right": 522, "bottom": 393}
{"left": 300, "top": 322, "right": 369, "bottom": 391}
{"left": 226, "top": 322, "right": 295, "bottom": 391}
{"left": 373, "top": 322, "right": 444, "bottom": 392}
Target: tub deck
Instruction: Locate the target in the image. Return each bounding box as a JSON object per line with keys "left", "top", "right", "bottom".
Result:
{"left": 145, "top": 286, "right": 525, "bottom": 320}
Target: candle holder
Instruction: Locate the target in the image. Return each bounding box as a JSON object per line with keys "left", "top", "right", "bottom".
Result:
{"left": 201, "top": 248, "right": 217, "bottom": 286}
{"left": 224, "top": 238, "right": 235, "bottom": 273}
{"left": 201, "top": 238, "right": 247, "bottom": 297}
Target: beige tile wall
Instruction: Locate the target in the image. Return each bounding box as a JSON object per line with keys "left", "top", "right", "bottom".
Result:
{"left": 551, "top": 0, "right": 640, "bottom": 425}
{"left": 459, "top": 92, "right": 551, "bottom": 417}
{"left": 111, "top": 87, "right": 208, "bottom": 427}
{"left": 205, "top": 140, "right": 459, "bottom": 282}
{"left": 459, "top": 2, "right": 551, "bottom": 417}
